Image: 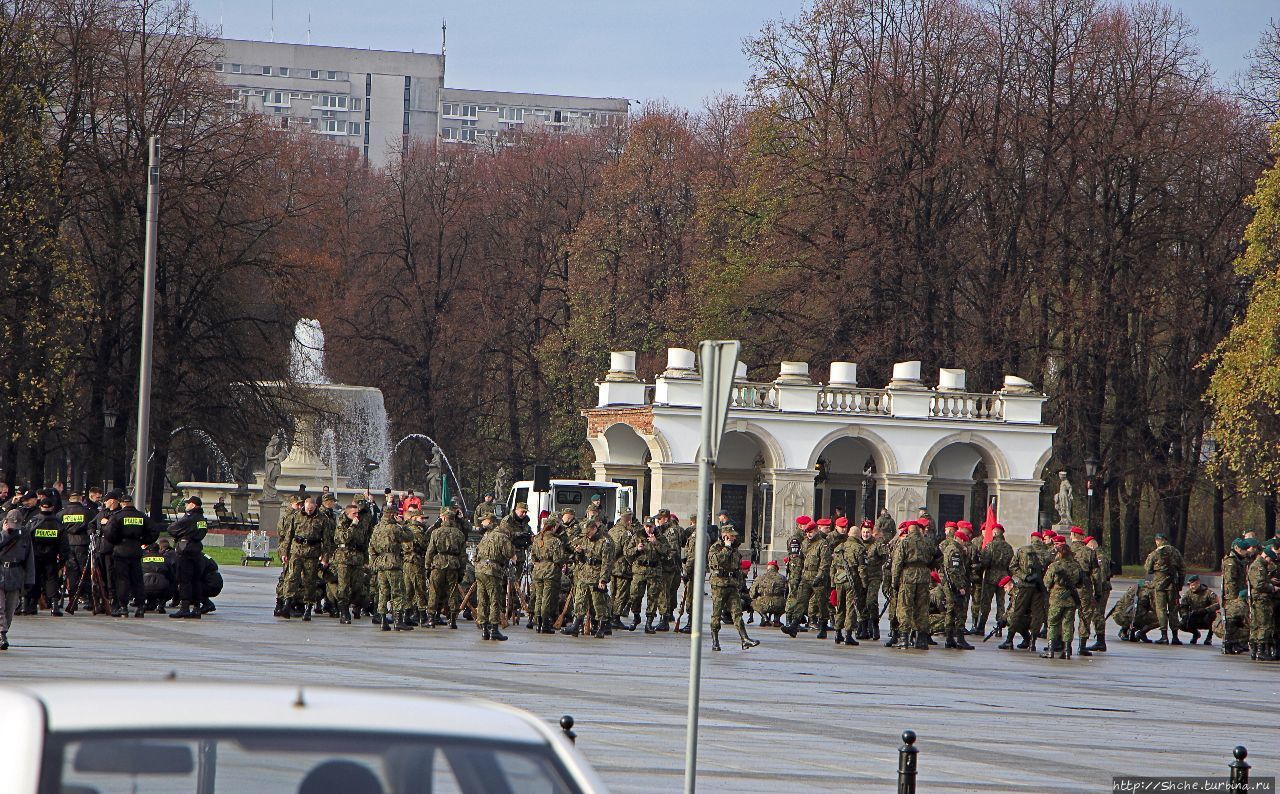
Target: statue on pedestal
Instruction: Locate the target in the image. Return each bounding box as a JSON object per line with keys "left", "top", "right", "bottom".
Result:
{"left": 424, "top": 446, "right": 443, "bottom": 502}
{"left": 262, "top": 432, "right": 285, "bottom": 502}
{"left": 493, "top": 464, "right": 509, "bottom": 501}
{"left": 1054, "top": 471, "right": 1074, "bottom": 526}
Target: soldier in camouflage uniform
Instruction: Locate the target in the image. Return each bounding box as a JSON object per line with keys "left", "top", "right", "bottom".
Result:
{"left": 1113, "top": 580, "right": 1159, "bottom": 641}
{"left": 781, "top": 522, "right": 822, "bottom": 637}
{"left": 892, "top": 521, "right": 938, "bottom": 650}
{"left": 562, "top": 520, "right": 614, "bottom": 638}
{"left": 938, "top": 523, "right": 974, "bottom": 650}
{"left": 472, "top": 492, "right": 499, "bottom": 524}
{"left": 530, "top": 517, "right": 568, "bottom": 633}
{"left": 1221, "top": 538, "right": 1254, "bottom": 612}
{"left": 1178, "top": 575, "right": 1220, "bottom": 645}
{"left": 1143, "top": 532, "right": 1185, "bottom": 644}
{"left": 369, "top": 512, "right": 412, "bottom": 632}
{"left": 273, "top": 496, "right": 304, "bottom": 616}
{"left": 1219, "top": 589, "right": 1249, "bottom": 654}
{"left": 706, "top": 525, "right": 760, "bottom": 651}
{"left": 628, "top": 519, "right": 670, "bottom": 634}
{"left": 806, "top": 519, "right": 835, "bottom": 637}
{"left": 1041, "top": 541, "right": 1085, "bottom": 658}
{"left": 1066, "top": 527, "right": 1099, "bottom": 656}
{"left": 829, "top": 518, "right": 861, "bottom": 646}
{"left": 609, "top": 509, "right": 641, "bottom": 628}
{"left": 1085, "top": 536, "right": 1111, "bottom": 651}
{"left": 330, "top": 502, "right": 372, "bottom": 625}
{"left": 1247, "top": 548, "right": 1278, "bottom": 660}
{"left": 400, "top": 509, "right": 429, "bottom": 625}
{"left": 973, "top": 524, "right": 1013, "bottom": 637}
{"left": 658, "top": 510, "right": 682, "bottom": 629}
{"left": 751, "top": 559, "right": 787, "bottom": 625}
{"left": 1000, "top": 532, "right": 1047, "bottom": 651}
{"left": 280, "top": 498, "right": 332, "bottom": 621}
{"left": 423, "top": 506, "right": 468, "bottom": 629}
{"left": 856, "top": 520, "right": 886, "bottom": 640}
{"left": 474, "top": 514, "right": 515, "bottom": 641}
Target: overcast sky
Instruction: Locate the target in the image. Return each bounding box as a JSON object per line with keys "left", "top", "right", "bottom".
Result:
{"left": 195, "top": 0, "right": 1277, "bottom": 109}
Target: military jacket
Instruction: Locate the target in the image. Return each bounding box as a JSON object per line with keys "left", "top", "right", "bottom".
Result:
{"left": 860, "top": 537, "right": 887, "bottom": 584}
{"left": 939, "top": 538, "right": 969, "bottom": 591}
{"left": 661, "top": 524, "right": 682, "bottom": 572}
{"left": 1246, "top": 558, "right": 1276, "bottom": 604}
{"left": 531, "top": 529, "right": 568, "bottom": 580}
{"left": 1044, "top": 558, "right": 1085, "bottom": 607}
{"left": 608, "top": 522, "right": 638, "bottom": 577}
{"left": 751, "top": 568, "right": 788, "bottom": 599}
{"left": 627, "top": 530, "right": 669, "bottom": 575}
{"left": 331, "top": 513, "right": 372, "bottom": 564}
{"left": 369, "top": 519, "right": 409, "bottom": 572}
{"left": 800, "top": 534, "right": 832, "bottom": 583}
{"left": 475, "top": 527, "right": 515, "bottom": 577}
{"left": 424, "top": 522, "right": 468, "bottom": 570}
{"left": 472, "top": 501, "right": 498, "bottom": 523}
{"left": 1222, "top": 551, "right": 1249, "bottom": 603}
{"left": 1180, "top": 587, "right": 1220, "bottom": 621}
{"left": 1068, "top": 540, "right": 1098, "bottom": 600}
{"left": 571, "top": 533, "right": 613, "bottom": 583}
{"left": 1009, "top": 544, "right": 1045, "bottom": 589}
{"left": 706, "top": 539, "right": 744, "bottom": 586}
{"left": 892, "top": 532, "right": 937, "bottom": 585}
{"left": 982, "top": 537, "right": 1014, "bottom": 582}
{"left": 1143, "top": 544, "right": 1184, "bottom": 592}
{"left": 831, "top": 534, "right": 862, "bottom": 585}
{"left": 288, "top": 511, "right": 331, "bottom": 559}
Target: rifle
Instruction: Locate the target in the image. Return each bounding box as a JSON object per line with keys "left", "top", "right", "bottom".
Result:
{"left": 982, "top": 619, "right": 1007, "bottom": 642}
{"left": 553, "top": 581, "right": 574, "bottom": 629}
{"left": 674, "top": 576, "right": 691, "bottom": 631}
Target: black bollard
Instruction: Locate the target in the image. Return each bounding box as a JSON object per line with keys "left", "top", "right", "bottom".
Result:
{"left": 560, "top": 715, "right": 577, "bottom": 744}
{"left": 897, "top": 730, "right": 918, "bottom": 794}
{"left": 1229, "top": 746, "right": 1249, "bottom": 793}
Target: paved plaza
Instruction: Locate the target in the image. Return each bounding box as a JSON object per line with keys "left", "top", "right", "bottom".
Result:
{"left": 1, "top": 566, "right": 1274, "bottom": 792}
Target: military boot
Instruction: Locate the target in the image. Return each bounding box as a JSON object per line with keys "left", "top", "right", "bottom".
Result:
{"left": 491, "top": 624, "right": 508, "bottom": 641}
{"left": 997, "top": 635, "right": 1015, "bottom": 650}
{"left": 382, "top": 612, "right": 393, "bottom": 632}
{"left": 871, "top": 621, "right": 881, "bottom": 640}
{"left": 630, "top": 612, "right": 641, "bottom": 631}
{"left": 276, "top": 599, "right": 289, "bottom": 619}
{"left": 1062, "top": 641, "right": 1072, "bottom": 659}
{"left": 741, "top": 630, "right": 760, "bottom": 650}
{"left": 1087, "top": 637, "right": 1107, "bottom": 652}
{"left": 371, "top": 612, "right": 382, "bottom": 625}
{"left": 844, "top": 631, "right": 859, "bottom": 647}
{"left": 170, "top": 602, "right": 196, "bottom": 619}
{"left": 711, "top": 631, "right": 722, "bottom": 652}
{"left": 884, "top": 629, "right": 897, "bottom": 647}
{"left": 339, "top": 606, "right": 352, "bottom": 625}
{"left": 1016, "top": 633, "right": 1031, "bottom": 649}
{"left": 1040, "top": 641, "right": 1056, "bottom": 659}
{"left": 133, "top": 606, "right": 145, "bottom": 618}
{"left": 51, "top": 600, "right": 64, "bottom": 617}
{"left": 656, "top": 616, "right": 671, "bottom": 632}
{"left": 302, "top": 605, "right": 312, "bottom": 622}
{"left": 1170, "top": 630, "right": 1182, "bottom": 646}
{"left": 481, "top": 623, "right": 492, "bottom": 640}
{"left": 593, "top": 621, "right": 607, "bottom": 639}
{"left": 975, "top": 618, "right": 987, "bottom": 637}
{"left": 399, "top": 612, "right": 415, "bottom": 630}
{"left": 1076, "top": 637, "right": 1092, "bottom": 657}
{"left": 423, "top": 611, "right": 435, "bottom": 628}
{"left": 781, "top": 620, "right": 798, "bottom": 638}
{"left": 913, "top": 631, "right": 929, "bottom": 650}
{"left": 449, "top": 613, "right": 458, "bottom": 629}
{"left": 926, "top": 633, "right": 938, "bottom": 646}
{"left": 1189, "top": 630, "right": 1200, "bottom": 644}
{"left": 1263, "top": 642, "right": 1278, "bottom": 661}
{"left": 1138, "top": 629, "right": 1153, "bottom": 643}
{"left": 1204, "top": 633, "right": 1213, "bottom": 647}
{"left": 944, "top": 631, "right": 958, "bottom": 649}
{"left": 403, "top": 610, "right": 418, "bottom": 627}
{"left": 955, "top": 632, "right": 975, "bottom": 651}
{"left": 562, "top": 618, "right": 582, "bottom": 637}
{"left": 816, "top": 623, "right": 828, "bottom": 640}
{"left": 1154, "top": 630, "right": 1168, "bottom": 645}
{"left": 0, "top": 632, "right": 7, "bottom": 650}
{"left": 644, "top": 617, "right": 656, "bottom": 635}
{"left": 834, "top": 630, "right": 844, "bottom": 644}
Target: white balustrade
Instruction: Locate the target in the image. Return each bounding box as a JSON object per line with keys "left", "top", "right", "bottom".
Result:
{"left": 816, "top": 387, "right": 892, "bottom": 415}
{"left": 928, "top": 392, "right": 1004, "bottom": 420}
{"left": 730, "top": 382, "right": 779, "bottom": 410}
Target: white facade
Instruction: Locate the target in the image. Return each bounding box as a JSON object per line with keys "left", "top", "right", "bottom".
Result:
{"left": 439, "top": 88, "right": 627, "bottom": 145}
{"left": 582, "top": 350, "right": 1056, "bottom": 558}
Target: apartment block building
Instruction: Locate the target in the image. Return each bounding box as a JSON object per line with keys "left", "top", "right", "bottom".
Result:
{"left": 438, "top": 88, "right": 628, "bottom": 145}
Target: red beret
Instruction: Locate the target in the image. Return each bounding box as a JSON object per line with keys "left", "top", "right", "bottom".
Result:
{"left": 835, "top": 517, "right": 849, "bottom": 528}
{"left": 740, "top": 559, "right": 752, "bottom": 571}
{"left": 1030, "top": 531, "right": 1043, "bottom": 539}
{"left": 957, "top": 520, "right": 973, "bottom": 530}
{"left": 816, "top": 518, "right": 833, "bottom": 527}
{"left": 670, "top": 514, "right": 679, "bottom": 521}
{"left": 1053, "top": 537, "right": 1067, "bottom": 545}
{"left": 918, "top": 517, "right": 931, "bottom": 526}
{"left": 898, "top": 521, "right": 911, "bottom": 531}
{"left": 796, "top": 515, "right": 813, "bottom": 526}
{"left": 930, "top": 570, "right": 941, "bottom": 584}
{"left": 993, "top": 523, "right": 1005, "bottom": 531}
{"left": 539, "top": 510, "right": 550, "bottom": 519}
{"left": 767, "top": 559, "right": 779, "bottom": 567}
{"left": 998, "top": 575, "right": 1012, "bottom": 587}
{"left": 861, "top": 519, "right": 874, "bottom": 529}
{"left": 944, "top": 520, "right": 958, "bottom": 529}
{"left": 1083, "top": 536, "right": 1096, "bottom": 544}
{"left": 1069, "top": 525, "right": 1085, "bottom": 535}
{"left": 782, "top": 556, "right": 790, "bottom": 564}
{"left": 955, "top": 530, "right": 970, "bottom": 542}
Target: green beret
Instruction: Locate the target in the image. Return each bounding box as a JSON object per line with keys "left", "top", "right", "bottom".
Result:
{"left": 1239, "top": 589, "right": 1250, "bottom": 599}
{"left": 1153, "top": 532, "right": 1168, "bottom": 541}
{"left": 1187, "top": 575, "right": 1199, "bottom": 583}
{"left": 1244, "top": 538, "right": 1263, "bottom": 549}
{"left": 1266, "top": 548, "right": 1279, "bottom": 562}
{"left": 1137, "top": 579, "right": 1147, "bottom": 587}
{"left": 1232, "top": 538, "right": 1248, "bottom": 549}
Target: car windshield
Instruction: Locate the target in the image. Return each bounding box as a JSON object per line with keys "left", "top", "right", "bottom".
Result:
{"left": 43, "top": 729, "right": 578, "bottom": 794}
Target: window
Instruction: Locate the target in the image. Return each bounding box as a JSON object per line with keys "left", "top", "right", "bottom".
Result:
{"left": 279, "top": 66, "right": 289, "bottom": 77}
{"left": 349, "top": 121, "right": 361, "bottom": 135}
{"left": 461, "top": 104, "right": 477, "bottom": 117}
{"left": 553, "top": 110, "right": 563, "bottom": 123}
{"left": 441, "top": 102, "right": 456, "bottom": 116}
{"left": 461, "top": 119, "right": 477, "bottom": 128}
{"left": 310, "top": 69, "right": 321, "bottom": 79}
{"left": 261, "top": 65, "right": 272, "bottom": 75}
{"left": 320, "top": 118, "right": 344, "bottom": 134}
{"left": 267, "top": 91, "right": 288, "bottom": 106}
{"left": 459, "top": 128, "right": 476, "bottom": 142}
{"left": 442, "top": 127, "right": 455, "bottom": 139}
{"left": 479, "top": 105, "right": 497, "bottom": 112}
{"left": 326, "top": 70, "right": 337, "bottom": 80}
{"left": 230, "top": 63, "right": 242, "bottom": 74}
{"left": 319, "top": 94, "right": 348, "bottom": 109}
{"left": 213, "top": 61, "right": 224, "bottom": 72}
{"left": 352, "top": 98, "right": 361, "bottom": 111}
{"left": 498, "top": 106, "right": 524, "bottom": 122}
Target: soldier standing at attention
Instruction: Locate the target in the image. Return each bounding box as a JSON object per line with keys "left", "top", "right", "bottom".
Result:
{"left": 829, "top": 517, "right": 861, "bottom": 646}
{"left": 628, "top": 519, "right": 669, "bottom": 634}
{"left": 1143, "top": 532, "right": 1185, "bottom": 645}
{"left": 706, "top": 525, "right": 760, "bottom": 652}
{"left": 893, "top": 521, "right": 937, "bottom": 650}
{"left": 1000, "top": 531, "right": 1047, "bottom": 651}
{"left": 423, "top": 506, "right": 468, "bottom": 629}
{"left": 1085, "top": 536, "right": 1111, "bottom": 651}
{"left": 474, "top": 514, "right": 515, "bottom": 641}
{"left": 529, "top": 517, "right": 567, "bottom": 633}
{"left": 1042, "top": 541, "right": 1085, "bottom": 659}
{"left": 857, "top": 520, "right": 886, "bottom": 640}
{"left": 562, "top": 520, "right": 613, "bottom": 638}
{"left": 369, "top": 512, "right": 413, "bottom": 632}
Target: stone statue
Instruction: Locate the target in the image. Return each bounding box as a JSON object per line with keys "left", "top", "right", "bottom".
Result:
{"left": 1054, "top": 471, "right": 1074, "bottom": 525}
{"left": 262, "top": 432, "right": 285, "bottom": 501}
{"left": 493, "top": 464, "right": 509, "bottom": 500}
{"left": 424, "top": 446, "right": 443, "bottom": 502}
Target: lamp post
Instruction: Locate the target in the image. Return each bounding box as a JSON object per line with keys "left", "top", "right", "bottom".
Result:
{"left": 103, "top": 409, "right": 119, "bottom": 492}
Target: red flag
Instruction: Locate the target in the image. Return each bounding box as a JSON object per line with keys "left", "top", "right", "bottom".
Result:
{"left": 981, "top": 500, "right": 997, "bottom": 548}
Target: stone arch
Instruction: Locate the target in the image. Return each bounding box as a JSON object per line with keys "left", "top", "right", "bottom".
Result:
{"left": 715, "top": 419, "right": 785, "bottom": 470}
{"left": 806, "top": 425, "right": 900, "bottom": 474}
{"left": 917, "top": 431, "right": 1011, "bottom": 481}
{"left": 594, "top": 421, "right": 671, "bottom": 465}
{"left": 1032, "top": 446, "right": 1055, "bottom": 480}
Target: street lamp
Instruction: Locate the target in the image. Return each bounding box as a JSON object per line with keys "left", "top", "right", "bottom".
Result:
{"left": 1084, "top": 454, "right": 1098, "bottom": 531}
{"left": 103, "top": 409, "right": 119, "bottom": 491}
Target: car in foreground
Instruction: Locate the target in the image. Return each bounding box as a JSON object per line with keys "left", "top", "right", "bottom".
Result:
{"left": 0, "top": 682, "right": 608, "bottom": 794}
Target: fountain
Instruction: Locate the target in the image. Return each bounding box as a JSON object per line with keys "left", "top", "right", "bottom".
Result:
{"left": 393, "top": 433, "right": 467, "bottom": 512}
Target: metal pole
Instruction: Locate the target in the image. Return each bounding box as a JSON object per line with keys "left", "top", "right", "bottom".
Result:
{"left": 1228, "top": 745, "right": 1249, "bottom": 793}
{"left": 682, "top": 353, "right": 717, "bottom": 794}
{"left": 134, "top": 136, "right": 160, "bottom": 509}
{"left": 897, "top": 730, "right": 918, "bottom": 794}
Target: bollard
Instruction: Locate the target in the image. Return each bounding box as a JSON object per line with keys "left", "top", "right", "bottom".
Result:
{"left": 1229, "top": 746, "right": 1249, "bottom": 793}
{"left": 897, "top": 730, "right": 918, "bottom": 794}
{"left": 560, "top": 715, "right": 577, "bottom": 744}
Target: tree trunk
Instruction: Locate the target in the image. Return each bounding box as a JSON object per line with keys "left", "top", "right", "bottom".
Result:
{"left": 1212, "top": 485, "right": 1224, "bottom": 570}
{"left": 1266, "top": 491, "right": 1276, "bottom": 540}
{"left": 1123, "top": 481, "right": 1141, "bottom": 565}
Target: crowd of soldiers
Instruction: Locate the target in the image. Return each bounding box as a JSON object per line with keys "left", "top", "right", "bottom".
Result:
{"left": 0, "top": 485, "right": 225, "bottom": 651}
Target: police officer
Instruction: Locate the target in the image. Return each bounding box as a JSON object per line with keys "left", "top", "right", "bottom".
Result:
{"left": 26, "top": 497, "right": 67, "bottom": 616}
{"left": 167, "top": 496, "right": 209, "bottom": 619}
{"left": 103, "top": 494, "right": 157, "bottom": 617}
{"left": 0, "top": 509, "right": 36, "bottom": 650}
{"left": 57, "top": 492, "right": 93, "bottom": 615}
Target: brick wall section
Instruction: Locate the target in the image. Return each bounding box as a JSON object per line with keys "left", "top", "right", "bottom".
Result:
{"left": 582, "top": 406, "right": 655, "bottom": 436}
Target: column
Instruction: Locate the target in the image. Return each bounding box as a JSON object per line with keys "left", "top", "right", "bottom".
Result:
{"left": 882, "top": 473, "right": 931, "bottom": 524}
{"left": 763, "top": 467, "right": 816, "bottom": 561}
{"left": 590, "top": 463, "right": 649, "bottom": 515}
{"left": 647, "top": 461, "right": 699, "bottom": 521}
{"left": 994, "top": 479, "right": 1043, "bottom": 548}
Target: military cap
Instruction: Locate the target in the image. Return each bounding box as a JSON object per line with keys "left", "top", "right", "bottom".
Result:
{"left": 802, "top": 522, "right": 819, "bottom": 533}
{"left": 322, "top": 493, "right": 336, "bottom": 503}
{"left": 944, "top": 520, "right": 958, "bottom": 529}
{"left": 992, "top": 523, "right": 1005, "bottom": 532}
{"left": 720, "top": 525, "right": 739, "bottom": 537}
{"left": 38, "top": 496, "right": 54, "bottom": 508}
{"left": 767, "top": 559, "right": 779, "bottom": 567}
{"left": 121, "top": 494, "right": 134, "bottom": 503}
{"left": 861, "top": 519, "right": 874, "bottom": 529}
{"left": 1154, "top": 532, "right": 1168, "bottom": 541}
{"left": 68, "top": 491, "right": 83, "bottom": 499}
{"left": 957, "top": 520, "right": 973, "bottom": 530}
{"left": 816, "top": 518, "right": 832, "bottom": 527}
{"left": 717, "top": 509, "right": 729, "bottom": 517}
{"left": 514, "top": 502, "right": 528, "bottom": 510}
{"left": 917, "top": 505, "right": 927, "bottom": 511}
{"left": 834, "top": 517, "right": 849, "bottom": 528}
{"left": 20, "top": 490, "right": 38, "bottom": 502}
{"left": 483, "top": 492, "right": 494, "bottom": 498}
{"left": 997, "top": 575, "right": 1012, "bottom": 588}
{"left": 955, "top": 530, "right": 970, "bottom": 542}
{"left": 104, "top": 490, "right": 123, "bottom": 501}
{"left": 1267, "top": 547, "right": 1279, "bottom": 562}
{"left": 1232, "top": 538, "right": 1249, "bottom": 549}
{"left": 590, "top": 493, "right": 603, "bottom": 502}
{"left": 620, "top": 507, "right": 633, "bottom": 515}
{"left": 657, "top": 508, "right": 671, "bottom": 517}
{"left": 1084, "top": 536, "right": 1097, "bottom": 544}
{"left": 1030, "top": 531, "right": 1043, "bottom": 539}
{"left": 739, "top": 559, "right": 751, "bottom": 571}
{"left": 1243, "top": 538, "right": 1262, "bottom": 549}
{"left": 670, "top": 513, "right": 680, "bottom": 522}
{"left": 643, "top": 517, "right": 655, "bottom": 526}
{"left": 1069, "top": 525, "right": 1085, "bottom": 535}
{"left": 186, "top": 495, "right": 202, "bottom": 507}
{"left": 782, "top": 556, "right": 790, "bottom": 564}
{"left": 1187, "top": 574, "right": 1199, "bottom": 583}
{"left": 796, "top": 515, "right": 813, "bottom": 526}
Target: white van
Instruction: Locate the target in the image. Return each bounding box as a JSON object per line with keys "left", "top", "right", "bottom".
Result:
{"left": 507, "top": 480, "right": 634, "bottom": 524}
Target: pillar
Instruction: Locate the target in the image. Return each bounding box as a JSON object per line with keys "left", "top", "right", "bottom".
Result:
{"left": 647, "top": 462, "right": 699, "bottom": 522}
{"left": 590, "top": 462, "right": 649, "bottom": 515}
{"left": 994, "top": 479, "right": 1043, "bottom": 548}
{"left": 882, "top": 473, "right": 931, "bottom": 524}
{"left": 763, "top": 467, "right": 816, "bottom": 561}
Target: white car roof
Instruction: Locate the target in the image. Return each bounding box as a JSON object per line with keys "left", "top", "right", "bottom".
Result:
{"left": 512, "top": 480, "right": 618, "bottom": 488}
{"left": 7, "top": 683, "right": 547, "bottom": 742}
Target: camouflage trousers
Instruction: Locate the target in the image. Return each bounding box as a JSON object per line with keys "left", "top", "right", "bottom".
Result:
{"left": 532, "top": 575, "right": 561, "bottom": 622}
{"left": 475, "top": 573, "right": 506, "bottom": 626}
{"left": 785, "top": 581, "right": 813, "bottom": 623}
{"left": 332, "top": 560, "right": 367, "bottom": 609}
{"left": 806, "top": 581, "right": 831, "bottom": 627}
{"left": 1152, "top": 588, "right": 1180, "bottom": 634}
{"left": 1249, "top": 596, "right": 1274, "bottom": 642}
{"left": 402, "top": 560, "right": 427, "bottom": 611}
{"left": 631, "top": 573, "right": 666, "bottom": 618}
{"left": 832, "top": 582, "right": 859, "bottom": 633}
{"left": 896, "top": 579, "right": 930, "bottom": 633}
{"left": 283, "top": 555, "right": 322, "bottom": 604}
{"left": 1092, "top": 585, "right": 1111, "bottom": 638}
{"left": 573, "top": 576, "right": 608, "bottom": 625}
{"left": 860, "top": 576, "right": 881, "bottom": 626}
{"left": 1075, "top": 591, "right": 1098, "bottom": 640}
{"left": 373, "top": 569, "right": 404, "bottom": 614}
{"left": 973, "top": 580, "right": 1007, "bottom": 627}
{"left": 610, "top": 574, "right": 632, "bottom": 619}
{"left": 427, "top": 567, "right": 461, "bottom": 616}
{"left": 943, "top": 586, "right": 967, "bottom": 632}
{"left": 1047, "top": 602, "right": 1077, "bottom": 647}
{"left": 664, "top": 569, "right": 680, "bottom": 617}
{"left": 1007, "top": 586, "right": 1044, "bottom": 636}
{"left": 710, "top": 583, "right": 746, "bottom": 637}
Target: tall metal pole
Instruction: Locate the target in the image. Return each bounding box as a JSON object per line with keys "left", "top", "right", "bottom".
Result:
{"left": 134, "top": 136, "right": 160, "bottom": 508}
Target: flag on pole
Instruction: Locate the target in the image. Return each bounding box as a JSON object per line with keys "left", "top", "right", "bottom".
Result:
{"left": 981, "top": 499, "right": 997, "bottom": 548}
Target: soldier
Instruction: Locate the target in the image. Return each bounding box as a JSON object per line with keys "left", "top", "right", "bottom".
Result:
{"left": 400, "top": 509, "right": 429, "bottom": 626}
{"left": 891, "top": 521, "right": 937, "bottom": 649}
{"left": 499, "top": 505, "right": 533, "bottom": 627}
{"left": 0, "top": 508, "right": 36, "bottom": 650}
{"left": 1000, "top": 531, "right": 1047, "bottom": 651}
{"left": 963, "top": 521, "right": 985, "bottom": 632}
{"left": 475, "top": 514, "right": 515, "bottom": 641}
{"left": 557, "top": 507, "right": 580, "bottom": 544}
{"left": 103, "top": 494, "right": 158, "bottom": 618}
{"left": 330, "top": 502, "right": 371, "bottom": 624}
{"left": 273, "top": 495, "right": 304, "bottom": 617}
{"left": 166, "top": 496, "right": 209, "bottom": 619}
{"left": 280, "top": 497, "right": 331, "bottom": 622}
{"left": 1042, "top": 541, "right": 1086, "bottom": 659}
{"left": 530, "top": 517, "right": 568, "bottom": 633}
{"left": 973, "top": 524, "right": 1013, "bottom": 638}
{"left": 423, "top": 506, "right": 467, "bottom": 629}
{"left": 562, "top": 520, "right": 614, "bottom": 638}
{"left": 1179, "top": 575, "right": 1220, "bottom": 645}
{"left": 676, "top": 524, "right": 700, "bottom": 633}
{"left": 857, "top": 520, "right": 886, "bottom": 640}
{"left": 938, "top": 523, "right": 974, "bottom": 650}
{"left": 57, "top": 492, "right": 93, "bottom": 615}
{"left": 1143, "top": 532, "right": 1185, "bottom": 645}
{"left": 706, "top": 525, "right": 760, "bottom": 651}
{"left": 472, "top": 492, "right": 499, "bottom": 524}
{"left": 1112, "top": 580, "right": 1159, "bottom": 641}
{"left": 927, "top": 570, "right": 946, "bottom": 635}
{"left": 751, "top": 559, "right": 787, "bottom": 626}
{"left": 369, "top": 512, "right": 412, "bottom": 632}
{"left": 26, "top": 497, "right": 66, "bottom": 616}
{"left": 659, "top": 510, "right": 682, "bottom": 629}
{"left": 1064, "top": 526, "right": 1098, "bottom": 657}
{"left": 1085, "top": 536, "right": 1112, "bottom": 652}
{"left": 874, "top": 508, "right": 895, "bottom": 543}
{"left": 588, "top": 493, "right": 612, "bottom": 530}
{"left": 609, "top": 509, "right": 641, "bottom": 629}
{"left": 628, "top": 518, "right": 669, "bottom": 634}
{"left": 829, "top": 517, "right": 861, "bottom": 646}
{"left": 1220, "top": 589, "right": 1249, "bottom": 655}
{"left": 806, "top": 518, "right": 836, "bottom": 636}
{"left": 781, "top": 522, "right": 822, "bottom": 637}
{"left": 883, "top": 524, "right": 909, "bottom": 647}
{"left": 1221, "top": 537, "right": 1253, "bottom": 612}
{"left": 1246, "top": 548, "right": 1278, "bottom": 660}
{"left": 784, "top": 515, "right": 811, "bottom": 608}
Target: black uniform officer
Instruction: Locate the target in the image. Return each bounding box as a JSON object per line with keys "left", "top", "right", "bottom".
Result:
{"left": 26, "top": 497, "right": 67, "bottom": 615}
{"left": 199, "top": 554, "right": 224, "bottom": 613}
{"left": 103, "top": 493, "right": 157, "bottom": 617}
{"left": 57, "top": 493, "right": 93, "bottom": 614}
{"left": 141, "top": 544, "right": 173, "bottom": 612}
{"left": 167, "top": 496, "right": 209, "bottom": 618}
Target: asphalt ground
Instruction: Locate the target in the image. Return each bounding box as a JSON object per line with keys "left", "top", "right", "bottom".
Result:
{"left": 1, "top": 566, "right": 1275, "bottom": 792}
